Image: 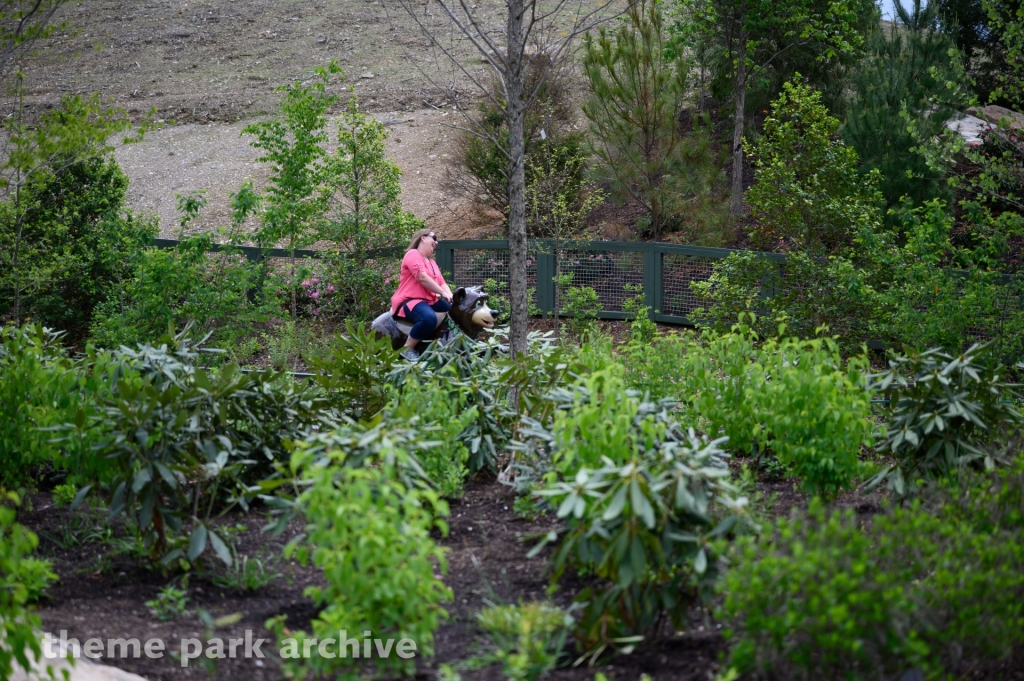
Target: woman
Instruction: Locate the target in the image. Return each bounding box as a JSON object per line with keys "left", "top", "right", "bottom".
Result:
{"left": 391, "top": 228, "right": 453, "bottom": 360}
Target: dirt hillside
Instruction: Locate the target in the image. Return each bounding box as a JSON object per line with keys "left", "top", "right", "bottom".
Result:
{"left": 10, "top": 0, "right": 521, "bottom": 238}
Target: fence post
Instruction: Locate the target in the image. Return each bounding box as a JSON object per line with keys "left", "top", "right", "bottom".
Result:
{"left": 537, "top": 242, "right": 556, "bottom": 317}
{"left": 645, "top": 244, "right": 661, "bottom": 318}
{"left": 436, "top": 242, "right": 454, "bottom": 280}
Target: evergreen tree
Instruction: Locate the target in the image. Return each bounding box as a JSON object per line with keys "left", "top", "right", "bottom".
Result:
{"left": 583, "top": 0, "right": 727, "bottom": 242}
{"left": 842, "top": 0, "right": 960, "bottom": 220}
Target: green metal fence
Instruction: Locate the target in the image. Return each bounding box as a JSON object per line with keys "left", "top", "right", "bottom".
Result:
{"left": 152, "top": 237, "right": 781, "bottom": 326}
{"left": 435, "top": 239, "right": 785, "bottom": 325}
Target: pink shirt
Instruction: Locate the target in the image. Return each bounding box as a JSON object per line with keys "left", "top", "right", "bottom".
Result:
{"left": 391, "top": 249, "right": 446, "bottom": 316}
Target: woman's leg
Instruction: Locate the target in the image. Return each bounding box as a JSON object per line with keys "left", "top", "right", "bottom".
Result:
{"left": 404, "top": 301, "right": 439, "bottom": 348}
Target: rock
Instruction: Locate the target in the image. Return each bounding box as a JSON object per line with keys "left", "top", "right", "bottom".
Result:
{"left": 11, "top": 636, "right": 149, "bottom": 681}
{"left": 945, "top": 114, "right": 991, "bottom": 147}
{"left": 968, "top": 104, "right": 1024, "bottom": 130}
{"left": 360, "top": 72, "right": 374, "bottom": 79}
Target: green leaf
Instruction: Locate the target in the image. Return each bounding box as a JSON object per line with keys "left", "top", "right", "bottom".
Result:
{"left": 187, "top": 525, "right": 208, "bottom": 561}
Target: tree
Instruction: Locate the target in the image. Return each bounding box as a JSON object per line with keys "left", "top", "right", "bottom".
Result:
{"left": 393, "top": 0, "right": 623, "bottom": 359}
{"left": 746, "top": 79, "right": 883, "bottom": 254}
{"left": 842, "top": 0, "right": 960, "bottom": 218}
{"left": 325, "top": 94, "right": 423, "bottom": 320}
{"left": 243, "top": 63, "right": 341, "bottom": 319}
{"left": 0, "top": 0, "right": 70, "bottom": 84}
{"left": 982, "top": 0, "right": 1023, "bottom": 106}
{"left": 1, "top": 83, "right": 149, "bottom": 326}
{"left": 684, "top": 0, "right": 873, "bottom": 214}
{"left": 582, "top": 0, "right": 727, "bottom": 242}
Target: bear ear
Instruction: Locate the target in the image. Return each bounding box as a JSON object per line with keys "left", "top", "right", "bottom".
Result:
{"left": 453, "top": 287, "right": 467, "bottom": 304}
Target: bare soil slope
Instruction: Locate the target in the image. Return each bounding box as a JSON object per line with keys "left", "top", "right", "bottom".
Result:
{"left": 11, "top": 0, "right": 512, "bottom": 237}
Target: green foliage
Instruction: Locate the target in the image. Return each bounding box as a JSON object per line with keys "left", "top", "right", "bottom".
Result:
{"left": 583, "top": 0, "right": 728, "bottom": 242}
{"left": 323, "top": 93, "right": 421, "bottom": 321}
{"left": 0, "top": 492, "right": 52, "bottom": 680}
{"left": 52, "top": 483, "right": 76, "bottom": 508}
{"left": 873, "top": 200, "right": 1024, "bottom": 361}
{"left": 746, "top": 79, "right": 884, "bottom": 253}
{"left": 244, "top": 63, "right": 341, "bottom": 318}
{"left": 67, "top": 327, "right": 325, "bottom": 565}
{"left": 526, "top": 398, "right": 747, "bottom": 660}
{"left": 982, "top": 0, "right": 1024, "bottom": 107}
{"left": 279, "top": 436, "right": 451, "bottom": 680}
{"left": 308, "top": 320, "right": 397, "bottom": 419}
{"left": 455, "top": 55, "right": 585, "bottom": 227}
{"left": 621, "top": 284, "right": 656, "bottom": 345}
{"left": 211, "top": 556, "right": 280, "bottom": 592}
{"left": 0, "top": 156, "right": 155, "bottom": 340}
{"left": 90, "top": 233, "right": 262, "bottom": 349}
{"left": 146, "top": 581, "right": 190, "bottom": 621}
{"left": 561, "top": 282, "right": 602, "bottom": 343}
{"left": 842, "top": 0, "right": 958, "bottom": 219}
{"left": 477, "top": 602, "right": 574, "bottom": 681}
{"left": 620, "top": 330, "right": 692, "bottom": 401}
{"left": 0, "top": 325, "right": 75, "bottom": 486}
{"left": 720, "top": 466, "right": 1024, "bottom": 679}
{"left": 389, "top": 372, "right": 480, "bottom": 498}
{"left": 1, "top": 85, "right": 153, "bottom": 327}
{"left": 869, "top": 342, "right": 1023, "bottom": 498}
{"left": 679, "top": 326, "right": 874, "bottom": 496}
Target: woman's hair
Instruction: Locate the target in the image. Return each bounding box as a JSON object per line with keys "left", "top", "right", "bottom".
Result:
{"left": 408, "top": 228, "right": 437, "bottom": 251}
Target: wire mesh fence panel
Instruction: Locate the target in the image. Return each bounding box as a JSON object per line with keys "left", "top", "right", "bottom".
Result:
{"left": 450, "top": 247, "right": 538, "bottom": 307}
{"left": 661, "top": 254, "right": 717, "bottom": 318}
{"left": 558, "top": 249, "right": 645, "bottom": 313}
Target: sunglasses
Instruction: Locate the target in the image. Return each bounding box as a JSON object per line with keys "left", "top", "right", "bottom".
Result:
{"left": 424, "top": 234, "right": 437, "bottom": 242}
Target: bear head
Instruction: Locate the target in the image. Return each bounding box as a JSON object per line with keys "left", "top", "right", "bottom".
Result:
{"left": 450, "top": 286, "right": 497, "bottom": 339}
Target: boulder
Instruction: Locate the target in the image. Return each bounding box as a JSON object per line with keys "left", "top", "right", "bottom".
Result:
{"left": 11, "top": 636, "right": 149, "bottom": 681}
{"left": 968, "top": 104, "right": 1024, "bottom": 130}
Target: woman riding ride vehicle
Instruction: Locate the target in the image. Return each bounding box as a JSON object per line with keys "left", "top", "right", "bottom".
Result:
{"left": 391, "top": 229, "right": 453, "bottom": 361}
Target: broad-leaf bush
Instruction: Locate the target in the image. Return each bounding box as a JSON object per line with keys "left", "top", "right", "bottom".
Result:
{"left": 308, "top": 320, "right": 397, "bottom": 419}
{"left": 679, "top": 326, "right": 874, "bottom": 496}
{"left": 523, "top": 385, "right": 749, "bottom": 659}
{"left": 869, "top": 341, "right": 1024, "bottom": 498}
{"left": 720, "top": 459, "right": 1024, "bottom": 680}
{"left": 0, "top": 492, "right": 59, "bottom": 680}
{"left": 389, "top": 371, "right": 480, "bottom": 498}
{"left": 67, "top": 328, "right": 326, "bottom": 566}
{"left": 274, "top": 426, "right": 451, "bottom": 680}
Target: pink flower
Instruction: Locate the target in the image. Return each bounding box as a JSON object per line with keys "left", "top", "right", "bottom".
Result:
{"left": 301, "top": 280, "right": 311, "bottom": 287}
{"left": 312, "top": 307, "right": 321, "bottom": 315}
{"left": 310, "top": 290, "right": 320, "bottom": 300}
{"left": 327, "top": 284, "right": 336, "bottom": 293}
{"left": 312, "top": 278, "right": 319, "bottom": 285}
{"left": 526, "top": 259, "right": 533, "bottom": 266}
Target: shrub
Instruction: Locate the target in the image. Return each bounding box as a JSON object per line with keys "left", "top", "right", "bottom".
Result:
{"left": 0, "top": 325, "right": 75, "bottom": 487}
{"left": 0, "top": 156, "right": 155, "bottom": 341}
{"left": 529, "top": 409, "right": 748, "bottom": 661}
{"left": 277, "top": 432, "right": 452, "bottom": 680}
{"left": 477, "top": 602, "right": 574, "bottom": 681}
{"left": 562, "top": 283, "right": 602, "bottom": 342}
{"left": 869, "top": 341, "right": 1024, "bottom": 498}
{"left": 0, "top": 493, "right": 58, "bottom": 680}
{"left": 389, "top": 371, "right": 480, "bottom": 498}
{"left": 66, "top": 327, "right": 326, "bottom": 566}
{"left": 308, "top": 320, "right": 397, "bottom": 419}
{"left": 745, "top": 78, "right": 884, "bottom": 254}
{"left": 719, "top": 470, "right": 1024, "bottom": 680}
{"left": 90, "top": 233, "right": 262, "bottom": 349}
{"left": 676, "top": 326, "right": 875, "bottom": 496}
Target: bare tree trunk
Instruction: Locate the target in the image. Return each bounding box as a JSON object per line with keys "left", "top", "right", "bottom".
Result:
{"left": 730, "top": 16, "right": 747, "bottom": 216}
{"left": 506, "top": 0, "right": 529, "bottom": 360}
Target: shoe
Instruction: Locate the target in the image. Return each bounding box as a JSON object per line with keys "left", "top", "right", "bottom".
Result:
{"left": 400, "top": 347, "right": 421, "bottom": 362}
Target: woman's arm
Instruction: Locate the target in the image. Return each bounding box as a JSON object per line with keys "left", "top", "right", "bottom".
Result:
{"left": 417, "top": 271, "right": 453, "bottom": 302}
